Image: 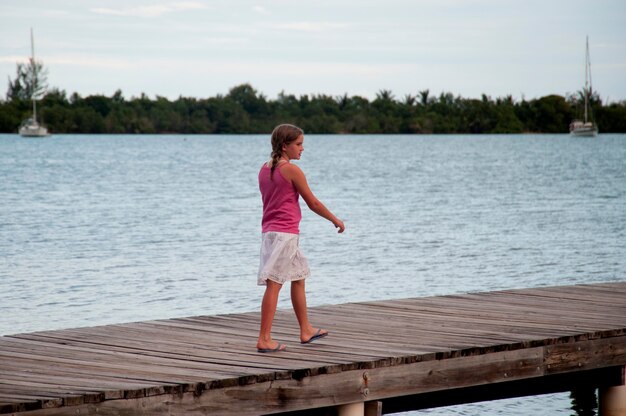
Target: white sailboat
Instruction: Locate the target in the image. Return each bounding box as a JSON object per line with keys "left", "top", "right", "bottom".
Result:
{"left": 19, "top": 29, "right": 49, "bottom": 138}
{"left": 569, "top": 36, "right": 598, "bottom": 137}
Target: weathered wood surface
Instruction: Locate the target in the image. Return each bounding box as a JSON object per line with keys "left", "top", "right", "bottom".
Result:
{"left": 1, "top": 282, "right": 625, "bottom": 415}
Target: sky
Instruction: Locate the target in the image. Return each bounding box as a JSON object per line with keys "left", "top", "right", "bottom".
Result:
{"left": 1, "top": 0, "right": 625, "bottom": 103}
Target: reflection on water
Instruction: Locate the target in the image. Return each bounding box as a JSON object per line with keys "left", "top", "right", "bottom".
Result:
{"left": 570, "top": 389, "right": 598, "bottom": 416}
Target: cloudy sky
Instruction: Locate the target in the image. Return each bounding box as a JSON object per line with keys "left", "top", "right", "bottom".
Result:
{"left": 1, "top": 0, "right": 625, "bottom": 102}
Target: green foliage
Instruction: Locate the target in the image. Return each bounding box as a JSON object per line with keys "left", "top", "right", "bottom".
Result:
{"left": 2, "top": 81, "right": 626, "bottom": 134}
{"left": 6, "top": 59, "right": 48, "bottom": 101}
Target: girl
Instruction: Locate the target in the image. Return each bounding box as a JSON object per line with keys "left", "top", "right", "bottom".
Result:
{"left": 257, "top": 124, "right": 345, "bottom": 353}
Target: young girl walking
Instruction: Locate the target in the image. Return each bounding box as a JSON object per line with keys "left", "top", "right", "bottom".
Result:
{"left": 257, "top": 124, "right": 345, "bottom": 353}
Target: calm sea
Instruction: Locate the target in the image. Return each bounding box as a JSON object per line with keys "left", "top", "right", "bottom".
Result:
{"left": 1, "top": 133, "right": 625, "bottom": 415}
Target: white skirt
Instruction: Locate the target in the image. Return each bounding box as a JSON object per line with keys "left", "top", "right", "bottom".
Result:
{"left": 258, "top": 232, "right": 310, "bottom": 285}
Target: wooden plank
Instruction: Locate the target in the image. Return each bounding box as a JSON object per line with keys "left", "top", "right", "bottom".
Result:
{"left": 334, "top": 301, "right": 617, "bottom": 327}
{"left": 544, "top": 336, "right": 626, "bottom": 373}
{"left": 0, "top": 337, "right": 294, "bottom": 375}
{"left": 0, "top": 397, "right": 40, "bottom": 414}
{"left": 360, "top": 296, "right": 625, "bottom": 321}
{"left": 3, "top": 333, "right": 376, "bottom": 374}
{"left": 1, "top": 380, "right": 104, "bottom": 403}
{"left": 0, "top": 370, "right": 158, "bottom": 400}
{"left": 311, "top": 305, "right": 596, "bottom": 339}
{"left": 0, "top": 389, "right": 63, "bottom": 409}
{"left": 0, "top": 349, "right": 244, "bottom": 382}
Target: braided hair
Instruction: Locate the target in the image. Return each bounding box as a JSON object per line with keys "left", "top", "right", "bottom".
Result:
{"left": 269, "top": 124, "right": 304, "bottom": 179}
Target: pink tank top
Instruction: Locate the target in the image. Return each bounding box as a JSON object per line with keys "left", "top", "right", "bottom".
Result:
{"left": 259, "top": 163, "right": 302, "bottom": 234}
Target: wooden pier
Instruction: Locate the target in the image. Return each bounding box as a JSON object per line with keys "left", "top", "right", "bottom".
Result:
{"left": 1, "top": 282, "right": 625, "bottom": 415}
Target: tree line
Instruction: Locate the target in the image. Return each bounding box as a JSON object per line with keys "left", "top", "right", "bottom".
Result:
{"left": 2, "top": 82, "right": 626, "bottom": 134}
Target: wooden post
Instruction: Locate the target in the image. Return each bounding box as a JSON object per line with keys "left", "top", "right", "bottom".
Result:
{"left": 337, "top": 402, "right": 364, "bottom": 416}
{"left": 365, "top": 401, "right": 383, "bottom": 416}
{"left": 599, "top": 366, "right": 626, "bottom": 416}
{"left": 600, "top": 385, "right": 626, "bottom": 416}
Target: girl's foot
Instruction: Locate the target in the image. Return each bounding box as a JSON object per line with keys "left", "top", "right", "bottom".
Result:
{"left": 257, "top": 340, "right": 287, "bottom": 353}
{"left": 301, "top": 328, "right": 328, "bottom": 344}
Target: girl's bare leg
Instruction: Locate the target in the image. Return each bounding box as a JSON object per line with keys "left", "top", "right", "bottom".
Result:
{"left": 291, "top": 279, "right": 327, "bottom": 342}
{"left": 257, "top": 280, "right": 283, "bottom": 350}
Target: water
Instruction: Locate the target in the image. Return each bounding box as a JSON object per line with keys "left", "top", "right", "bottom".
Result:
{"left": 1, "top": 133, "right": 625, "bottom": 415}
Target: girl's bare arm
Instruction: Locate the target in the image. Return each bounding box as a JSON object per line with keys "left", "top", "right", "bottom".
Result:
{"left": 282, "top": 164, "right": 345, "bottom": 233}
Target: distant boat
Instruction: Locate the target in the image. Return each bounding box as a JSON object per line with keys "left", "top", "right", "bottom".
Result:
{"left": 19, "top": 117, "right": 48, "bottom": 137}
{"left": 569, "top": 36, "right": 598, "bottom": 137}
{"left": 19, "top": 29, "right": 49, "bottom": 138}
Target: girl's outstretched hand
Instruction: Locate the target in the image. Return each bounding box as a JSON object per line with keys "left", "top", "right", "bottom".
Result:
{"left": 334, "top": 218, "right": 345, "bottom": 233}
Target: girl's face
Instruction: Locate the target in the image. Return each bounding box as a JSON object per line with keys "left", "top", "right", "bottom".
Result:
{"left": 282, "top": 135, "right": 304, "bottom": 160}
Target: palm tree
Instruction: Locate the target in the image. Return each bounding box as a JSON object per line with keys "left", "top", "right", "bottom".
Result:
{"left": 419, "top": 89, "right": 430, "bottom": 106}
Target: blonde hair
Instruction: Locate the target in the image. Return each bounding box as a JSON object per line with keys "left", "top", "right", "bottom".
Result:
{"left": 269, "top": 124, "right": 303, "bottom": 179}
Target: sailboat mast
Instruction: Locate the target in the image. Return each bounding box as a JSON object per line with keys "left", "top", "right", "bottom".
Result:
{"left": 584, "top": 35, "right": 589, "bottom": 124}
{"left": 30, "top": 28, "right": 37, "bottom": 123}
